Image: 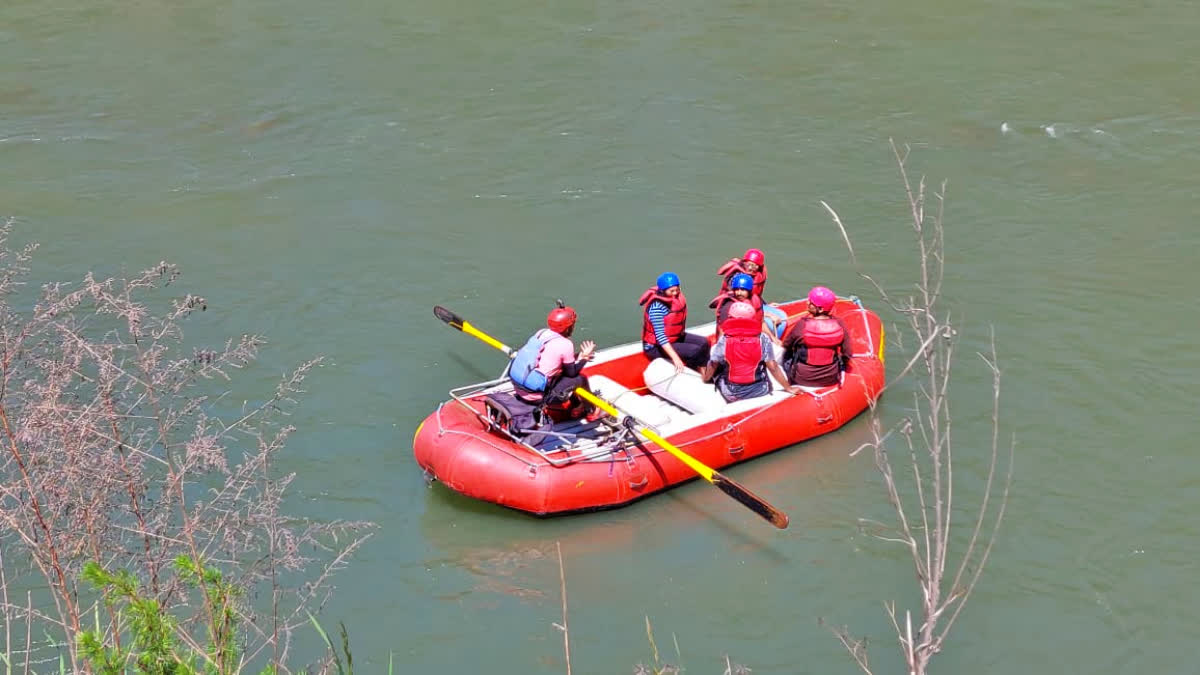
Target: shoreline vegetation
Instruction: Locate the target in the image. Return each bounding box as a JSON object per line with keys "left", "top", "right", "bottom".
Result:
{"left": 0, "top": 216, "right": 373, "bottom": 673}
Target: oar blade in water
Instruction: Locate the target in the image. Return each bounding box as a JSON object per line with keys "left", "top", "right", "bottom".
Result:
{"left": 713, "top": 472, "right": 790, "bottom": 529}
{"left": 433, "top": 305, "right": 464, "bottom": 330}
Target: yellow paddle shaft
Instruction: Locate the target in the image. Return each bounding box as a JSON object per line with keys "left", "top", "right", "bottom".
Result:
{"left": 574, "top": 387, "right": 716, "bottom": 483}
{"left": 461, "top": 321, "right": 513, "bottom": 355}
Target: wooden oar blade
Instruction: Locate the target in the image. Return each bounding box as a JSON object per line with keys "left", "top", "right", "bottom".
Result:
{"left": 712, "top": 472, "right": 790, "bottom": 529}
{"left": 433, "top": 305, "right": 465, "bottom": 330}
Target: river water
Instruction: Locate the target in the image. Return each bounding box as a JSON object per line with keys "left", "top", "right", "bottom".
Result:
{"left": 4, "top": 0, "right": 1199, "bottom": 672}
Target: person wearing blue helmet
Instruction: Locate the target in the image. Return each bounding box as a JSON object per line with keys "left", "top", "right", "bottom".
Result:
{"left": 638, "top": 272, "right": 710, "bottom": 372}
{"left": 716, "top": 248, "right": 787, "bottom": 340}
{"left": 709, "top": 273, "right": 764, "bottom": 324}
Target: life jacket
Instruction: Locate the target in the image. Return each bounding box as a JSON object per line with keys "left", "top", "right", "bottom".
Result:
{"left": 639, "top": 288, "right": 688, "bottom": 346}
{"left": 721, "top": 316, "right": 765, "bottom": 385}
{"left": 708, "top": 291, "right": 764, "bottom": 324}
{"left": 509, "top": 328, "right": 565, "bottom": 392}
{"left": 792, "top": 317, "right": 846, "bottom": 367}
{"left": 717, "top": 258, "right": 768, "bottom": 298}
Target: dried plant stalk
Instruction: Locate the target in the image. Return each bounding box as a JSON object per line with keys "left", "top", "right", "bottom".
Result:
{"left": 0, "top": 217, "right": 373, "bottom": 672}
{"left": 823, "top": 143, "right": 1015, "bottom": 675}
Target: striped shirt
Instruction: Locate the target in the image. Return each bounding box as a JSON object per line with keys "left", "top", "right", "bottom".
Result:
{"left": 644, "top": 300, "right": 672, "bottom": 347}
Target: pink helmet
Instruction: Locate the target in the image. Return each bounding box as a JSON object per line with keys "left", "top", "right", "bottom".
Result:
{"left": 743, "top": 248, "right": 765, "bottom": 266}
{"left": 728, "top": 301, "right": 757, "bottom": 320}
{"left": 808, "top": 286, "right": 836, "bottom": 311}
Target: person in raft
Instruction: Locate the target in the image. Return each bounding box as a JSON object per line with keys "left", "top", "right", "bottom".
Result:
{"left": 640, "top": 272, "right": 710, "bottom": 373}
{"left": 708, "top": 272, "right": 779, "bottom": 344}
{"left": 717, "top": 248, "right": 768, "bottom": 296}
{"left": 780, "top": 286, "right": 853, "bottom": 389}
{"left": 509, "top": 304, "right": 604, "bottom": 422}
{"left": 716, "top": 247, "right": 786, "bottom": 339}
{"left": 701, "top": 301, "right": 791, "bottom": 403}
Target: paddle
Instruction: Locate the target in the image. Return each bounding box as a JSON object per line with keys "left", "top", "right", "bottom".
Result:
{"left": 432, "top": 304, "right": 789, "bottom": 529}
{"left": 574, "top": 389, "right": 789, "bottom": 529}
{"left": 433, "top": 305, "right": 514, "bottom": 356}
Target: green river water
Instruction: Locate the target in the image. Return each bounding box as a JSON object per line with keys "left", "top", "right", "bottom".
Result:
{"left": 4, "top": 0, "right": 1199, "bottom": 672}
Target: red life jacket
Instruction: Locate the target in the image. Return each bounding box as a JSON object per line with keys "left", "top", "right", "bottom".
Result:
{"left": 721, "top": 316, "right": 764, "bottom": 384}
{"left": 798, "top": 317, "right": 846, "bottom": 366}
{"left": 717, "top": 258, "right": 768, "bottom": 298}
{"left": 708, "top": 291, "right": 764, "bottom": 323}
{"left": 639, "top": 287, "right": 688, "bottom": 346}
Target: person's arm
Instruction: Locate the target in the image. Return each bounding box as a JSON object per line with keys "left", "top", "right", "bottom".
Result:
{"left": 660, "top": 342, "right": 685, "bottom": 372}
{"left": 761, "top": 319, "right": 781, "bottom": 345}
{"left": 777, "top": 326, "right": 802, "bottom": 393}
{"left": 649, "top": 302, "right": 686, "bottom": 372}
{"left": 702, "top": 338, "right": 725, "bottom": 382}
{"left": 761, "top": 334, "right": 790, "bottom": 389}
{"left": 767, "top": 360, "right": 791, "bottom": 390}
{"left": 838, "top": 319, "right": 853, "bottom": 371}
{"left": 781, "top": 318, "right": 802, "bottom": 352}
{"left": 559, "top": 339, "right": 595, "bottom": 377}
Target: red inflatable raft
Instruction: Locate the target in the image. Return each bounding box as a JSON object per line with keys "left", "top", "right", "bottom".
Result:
{"left": 413, "top": 296, "right": 886, "bottom": 516}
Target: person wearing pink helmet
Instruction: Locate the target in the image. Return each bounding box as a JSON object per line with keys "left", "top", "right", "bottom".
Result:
{"left": 781, "top": 286, "right": 853, "bottom": 389}
{"left": 701, "top": 301, "right": 791, "bottom": 403}
{"left": 510, "top": 303, "right": 603, "bottom": 420}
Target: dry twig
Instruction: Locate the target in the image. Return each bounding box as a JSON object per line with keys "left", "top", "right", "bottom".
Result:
{"left": 822, "top": 142, "right": 1015, "bottom": 675}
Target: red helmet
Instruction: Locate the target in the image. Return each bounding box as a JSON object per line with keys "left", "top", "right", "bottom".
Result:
{"left": 743, "top": 248, "right": 765, "bottom": 266}
{"left": 547, "top": 306, "right": 577, "bottom": 333}
{"left": 808, "top": 286, "right": 836, "bottom": 312}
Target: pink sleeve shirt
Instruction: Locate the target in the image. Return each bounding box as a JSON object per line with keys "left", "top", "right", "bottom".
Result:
{"left": 534, "top": 334, "right": 576, "bottom": 378}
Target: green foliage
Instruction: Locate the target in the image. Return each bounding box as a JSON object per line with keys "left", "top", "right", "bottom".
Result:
{"left": 79, "top": 560, "right": 181, "bottom": 674}
{"left": 174, "top": 555, "right": 239, "bottom": 673}
{"left": 75, "top": 557, "right": 270, "bottom": 675}
{"left": 306, "top": 613, "right": 354, "bottom": 675}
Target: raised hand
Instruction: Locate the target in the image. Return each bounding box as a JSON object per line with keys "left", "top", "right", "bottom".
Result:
{"left": 579, "top": 340, "right": 596, "bottom": 361}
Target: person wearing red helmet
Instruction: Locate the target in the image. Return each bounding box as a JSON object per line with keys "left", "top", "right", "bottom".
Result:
{"left": 717, "top": 248, "right": 768, "bottom": 297}
{"left": 510, "top": 304, "right": 600, "bottom": 419}
{"left": 781, "top": 286, "right": 853, "bottom": 389}
{"left": 701, "top": 301, "right": 791, "bottom": 403}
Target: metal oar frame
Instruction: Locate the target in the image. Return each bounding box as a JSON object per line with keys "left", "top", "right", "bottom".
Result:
{"left": 445, "top": 376, "right": 631, "bottom": 467}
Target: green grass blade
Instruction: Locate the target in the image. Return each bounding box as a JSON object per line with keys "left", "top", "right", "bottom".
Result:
{"left": 305, "top": 611, "right": 344, "bottom": 675}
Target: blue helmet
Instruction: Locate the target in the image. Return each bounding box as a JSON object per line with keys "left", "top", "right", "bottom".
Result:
{"left": 656, "top": 272, "right": 680, "bottom": 291}
{"left": 729, "top": 273, "right": 754, "bottom": 292}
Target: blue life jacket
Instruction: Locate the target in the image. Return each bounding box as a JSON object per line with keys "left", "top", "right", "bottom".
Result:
{"left": 509, "top": 329, "right": 558, "bottom": 392}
